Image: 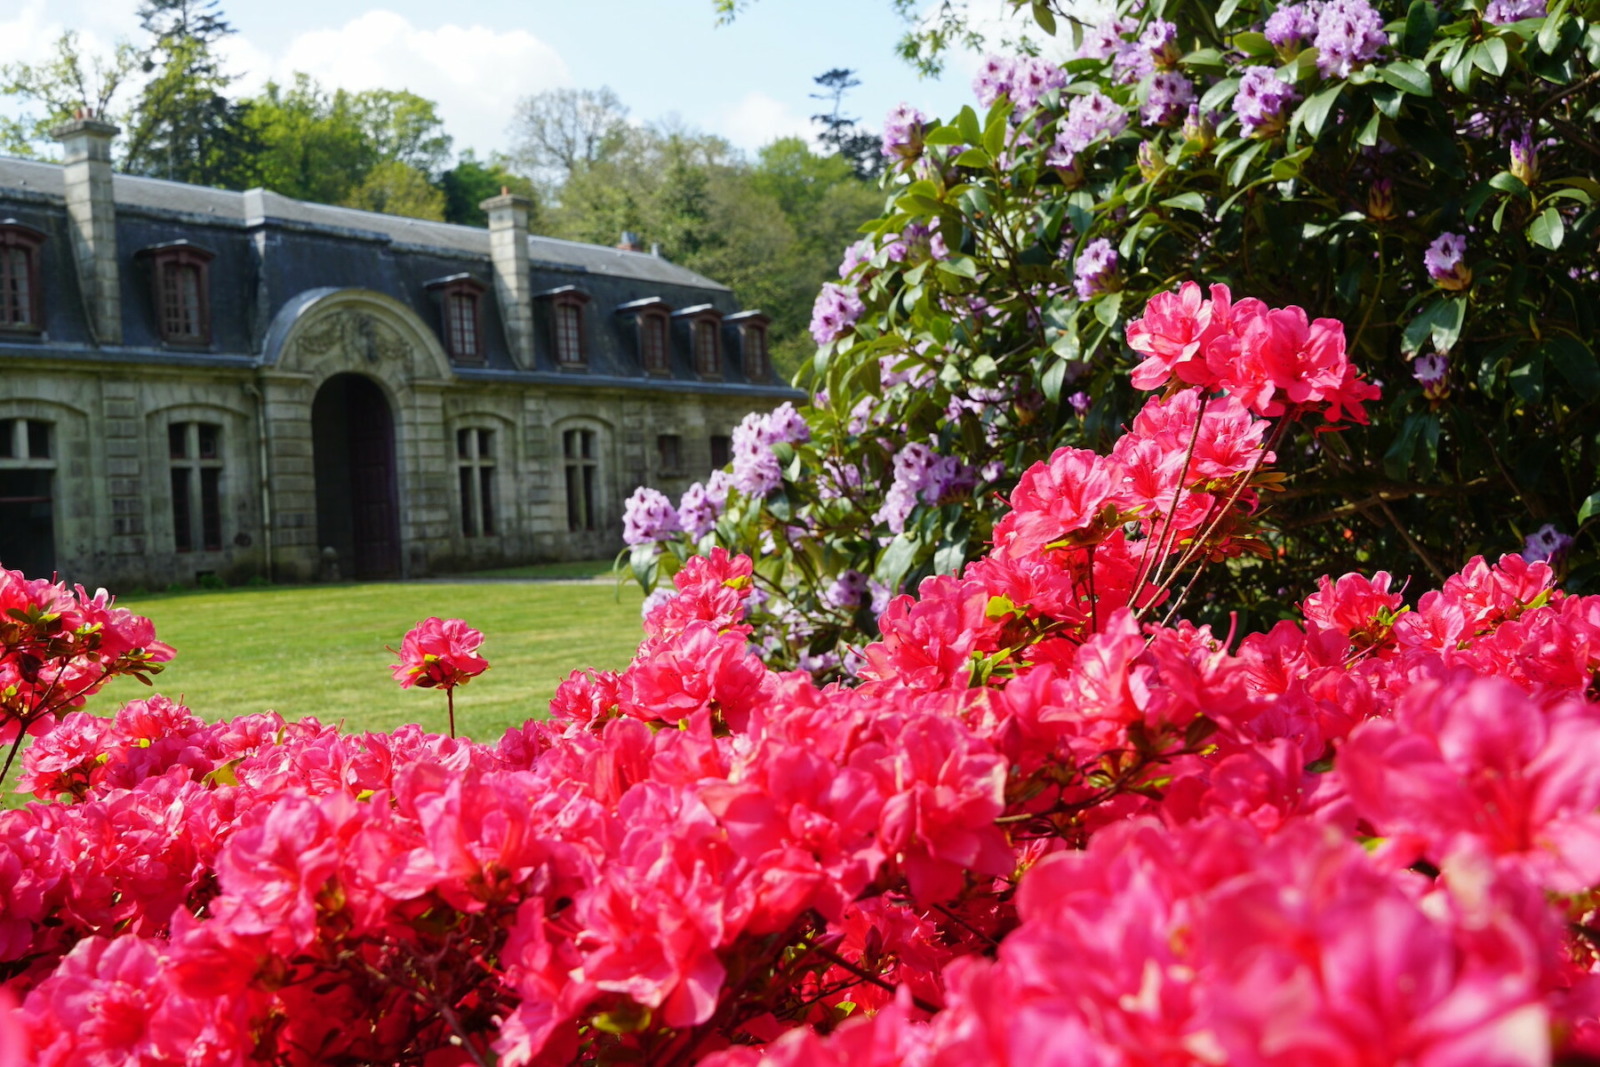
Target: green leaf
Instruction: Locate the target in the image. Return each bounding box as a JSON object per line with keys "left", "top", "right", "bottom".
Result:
{"left": 1403, "top": 0, "right": 1442, "bottom": 57}
{"left": 1041, "top": 355, "right": 1069, "bottom": 403}
{"left": 1542, "top": 187, "right": 1594, "bottom": 206}
{"left": 1379, "top": 59, "right": 1433, "bottom": 95}
{"left": 1538, "top": 0, "right": 1571, "bottom": 52}
{"left": 1489, "top": 170, "right": 1530, "bottom": 195}
{"left": 1449, "top": 44, "right": 1477, "bottom": 91}
{"left": 1213, "top": 0, "right": 1243, "bottom": 32}
{"left": 982, "top": 105, "right": 1011, "bottom": 157}
{"left": 1475, "top": 35, "right": 1509, "bottom": 76}
{"left": 875, "top": 533, "right": 921, "bottom": 593}
{"left": 1232, "top": 31, "right": 1274, "bottom": 58}
{"left": 1159, "top": 191, "right": 1208, "bottom": 213}
{"left": 1294, "top": 83, "right": 1343, "bottom": 139}
{"left": 956, "top": 105, "right": 982, "bottom": 146}
{"left": 1030, "top": 1, "right": 1056, "bottom": 35}
{"left": 1528, "top": 206, "right": 1566, "bottom": 249}
{"left": 1199, "top": 76, "right": 1240, "bottom": 113}
{"left": 1509, "top": 353, "right": 1545, "bottom": 402}
{"left": 1578, "top": 489, "right": 1600, "bottom": 526}
{"left": 1093, "top": 291, "right": 1124, "bottom": 327}
{"left": 1402, "top": 297, "right": 1465, "bottom": 355}
{"left": 923, "top": 124, "right": 966, "bottom": 147}
{"left": 629, "top": 543, "right": 660, "bottom": 589}
{"left": 953, "top": 146, "right": 991, "bottom": 168}
{"left": 937, "top": 255, "right": 978, "bottom": 278}
{"left": 1355, "top": 109, "right": 1382, "bottom": 146}
{"left": 1544, "top": 336, "right": 1600, "bottom": 391}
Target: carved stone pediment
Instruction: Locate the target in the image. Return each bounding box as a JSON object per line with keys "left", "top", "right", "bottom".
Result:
{"left": 293, "top": 310, "right": 410, "bottom": 366}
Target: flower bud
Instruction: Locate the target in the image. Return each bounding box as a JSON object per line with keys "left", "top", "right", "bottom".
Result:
{"left": 1367, "top": 178, "right": 1396, "bottom": 222}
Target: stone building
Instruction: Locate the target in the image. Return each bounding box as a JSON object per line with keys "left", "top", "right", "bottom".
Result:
{"left": 0, "top": 118, "right": 796, "bottom": 589}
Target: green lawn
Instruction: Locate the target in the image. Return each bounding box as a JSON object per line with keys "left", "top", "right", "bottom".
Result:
{"left": 77, "top": 576, "right": 647, "bottom": 741}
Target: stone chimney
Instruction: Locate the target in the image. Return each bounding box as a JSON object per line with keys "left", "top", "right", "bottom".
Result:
{"left": 618, "top": 231, "right": 645, "bottom": 253}
{"left": 479, "top": 190, "right": 535, "bottom": 368}
{"left": 52, "top": 116, "right": 122, "bottom": 345}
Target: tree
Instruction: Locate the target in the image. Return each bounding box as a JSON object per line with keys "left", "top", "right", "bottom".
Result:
{"left": 438, "top": 151, "right": 539, "bottom": 228}
{"left": 505, "top": 86, "right": 631, "bottom": 192}
{"left": 341, "top": 159, "right": 446, "bottom": 221}
{"left": 0, "top": 31, "right": 140, "bottom": 157}
{"left": 121, "top": 0, "right": 257, "bottom": 187}
{"left": 809, "top": 68, "right": 882, "bottom": 180}
{"left": 240, "top": 76, "right": 455, "bottom": 220}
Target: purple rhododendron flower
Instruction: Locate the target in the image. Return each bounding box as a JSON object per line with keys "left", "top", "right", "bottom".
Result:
{"left": 1140, "top": 19, "right": 1181, "bottom": 67}
{"left": 1074, "top": 238, "right": 1118, "bottom": 300}
{"left": 822, "top": 569, "right": 870, "bottom": 612}
{"left": 1010, "top": 56, "right": 1068, "bottom": 110}
{"left": 622, "top": 486, "right": 682, "bottom": 546}
{"left": 1424, "top": 232, "right": 1471, "bottom": 290}
{"left": 1049, "top": 90, "right": 1127, "bottom": 167}
{"left": 1485, "top": 0, "right": 1546, "bottom": 23}
{"left": 972, "top": 56, "right": 1016, "bottom": 107}
{"left": 1265, "top": 2, "right": 1320, "bottom": 48}
{"left": 810, "top": 282, "right": 864, "bottom": 346}
{"left": 1142, "top": 71, "right": 1195, "bottom": 126}
{"left": 1412, "top": 353, "right": 1449, "bottom": 398}
{"left": 1314, "top": 0, "right": 1387, "bottom": 78}
{"left": 1233, "top": 66, "right": 1299, "bottom": 134}
{"left": 1522, "top": 523, "right": 1573, "bottom": 563}
{"left": 881, "top": 102, "right": 926, "bottom": 161}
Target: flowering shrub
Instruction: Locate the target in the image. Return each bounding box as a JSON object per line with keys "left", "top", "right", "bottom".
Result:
{"left": 626, "top": 0, "right": 1600, "bottom": 671}
{"left": 0, "top": 569, "right": 172, "bottom": 783}
{"left": 5, "top": 292, "right": 1600, "bottom": 1065}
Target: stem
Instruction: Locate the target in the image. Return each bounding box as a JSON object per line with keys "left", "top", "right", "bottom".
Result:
{"left": 1136, "top": 392, "right": 1211, "bottom": 597}
{"left": 446, "top": 687, "right": 456, "bottom": 739}
{"left": 810, "top": 945, "right": 942, "bottom": 1015}
{"left": 0, "top": 727, "right": 28, "bottom": 790}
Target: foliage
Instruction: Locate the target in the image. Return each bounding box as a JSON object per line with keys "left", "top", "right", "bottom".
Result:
{"left": 438, "top": 150, "right": 540, "bottom": 228}
{"left": 643, "top": 0, "right": 1600, "bottom": 672}
{"left": 119, "top": 0, "right": 256, "bottom": 186}
{"left": 536, "top": 119, "right": 881, "bottom": 379}
{"left": 8, "top": 317, "right": 1600, "bottom": 1061}
{"left": 239, "top": 75, "right": 455, "bottom": 213}
{"left": 505, "top": 86, "right": 632, "bottom": 192}
{"left": 810, "top": 68, "right": 885, "bottom": 180}
{"left": 0, "top": 31, "right": 141, "bottom": 156}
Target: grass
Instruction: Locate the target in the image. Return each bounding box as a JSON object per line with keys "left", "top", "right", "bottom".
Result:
{"left": 75, "top": 574, "right": 646, "bottom": 742}
{"left": 452, "top": 558, "right": 619, "bottom": 581}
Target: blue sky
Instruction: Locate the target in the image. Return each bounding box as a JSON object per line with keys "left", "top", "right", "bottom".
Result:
{"left": 0, "top": 0, "right": 1057, "bottom": 162}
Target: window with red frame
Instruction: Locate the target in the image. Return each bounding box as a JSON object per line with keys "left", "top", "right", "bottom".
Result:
{"left": 742, "top": 323, "right": 769, "bottom": 381}
{"left": 641, "top": 312, "right": 670, "bottom": 374}
{"left": 555, "top": 301, "right": 584, "bottom": 364}
{"left": 0, "top": 224, "right": 44, "bottom": 332}
{"left": 145, "top": 244, "right": 213, "bottom": 345}
{"left": 426, "top": 275, "right": 487, "bottom": 363}
{"left": 693, "top": 319, "right": 720, "bottom": 377}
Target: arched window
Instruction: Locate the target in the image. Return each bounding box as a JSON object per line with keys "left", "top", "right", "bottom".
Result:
{"left": 141, "top": 241, "right": 214, "bottom": 345}
{"left": 540, "top": 286, "right": 591, "bottom": 367}
{"left": 456, "top": 426, "right": 497, "bottom": 537}
{"left": 616, "top": 297, "right": 673, "bottom": 375}
{"left": 168, "top": 420, "right": 224, "bottom": 552}
{"left": 673, "top": 305, "right": 723, "bottom": 379}
{"left": 0, "top": 221, "right": 46, "bottom": 333}
{"left": 563, "top": 427, "right": 598, "bottom": 532}
{"left": 426, "top": 274, "right": 488, "bottom": 363}
{"left": 727, "top": 310, "right": 771, "bottom": 381}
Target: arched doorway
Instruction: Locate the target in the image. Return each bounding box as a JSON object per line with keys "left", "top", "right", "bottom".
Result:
{"left": 312, "top": 374, "right": 400, "bottom": 579}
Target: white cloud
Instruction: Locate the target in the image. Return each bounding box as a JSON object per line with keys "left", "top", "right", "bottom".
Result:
{"left": 225, "top": 10, "right": 572, "bottom": 159}
{"left": 714, "top": 91, "right": 816, "bottom": 153}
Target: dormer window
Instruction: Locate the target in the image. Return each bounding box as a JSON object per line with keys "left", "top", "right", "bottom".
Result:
{"left": 616, "top": 297, "right": 673, "bottom": 375}
{"left": 727, "top": 310, "right": 771, "bottom": 381}
{"left": 673, "top": 305, "right": 723, "bottom": 379}
{"left": 142, "top": 241, "right": 213, "bottom": 346}
{"left": 426, "top": 274, "right": 487, "bottom": 363}
{"left": 540, "top": 286, "right": 591, "bottom": 367}
{"left": 0, "top": 222, "right": 45, "bottom": 333}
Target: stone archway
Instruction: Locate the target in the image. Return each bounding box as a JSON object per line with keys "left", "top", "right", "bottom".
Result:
{"left": 312, "top": 373, "right": 400, "bottom": 580}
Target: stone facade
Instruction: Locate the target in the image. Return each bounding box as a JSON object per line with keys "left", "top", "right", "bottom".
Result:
{"left": 0, "top": 124, "right": 795, "bottom": 588}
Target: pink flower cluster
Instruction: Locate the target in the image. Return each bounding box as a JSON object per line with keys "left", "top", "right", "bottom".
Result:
{"left": 0, "top": 568, "right": 172, "bottom": 761}
{"left": 6, "top": 290, "right": 1600, "bottom": 1067}
{"left": 390, "top": 616, "right": 488, "bottom": 691}
{"left": 1125, "top": 280, "right": 1381, "bottom": 423}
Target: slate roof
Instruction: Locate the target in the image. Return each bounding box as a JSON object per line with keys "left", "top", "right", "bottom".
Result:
{"left": 0, "top": 155, "right": 798, "bottom": 390}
